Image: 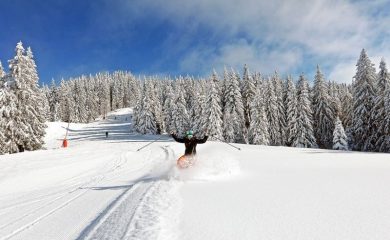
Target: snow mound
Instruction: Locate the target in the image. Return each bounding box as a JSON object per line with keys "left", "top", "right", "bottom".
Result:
{"left": 176, "top": 145, "right": 241, "bottom": 181}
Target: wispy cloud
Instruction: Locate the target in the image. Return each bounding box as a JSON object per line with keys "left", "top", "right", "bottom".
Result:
{"left": 103, "top": 0, "right": 390, "bottom": 82}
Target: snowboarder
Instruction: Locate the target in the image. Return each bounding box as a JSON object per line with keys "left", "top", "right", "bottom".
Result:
{"left": 171, "top": 130, "right": 208, "bottom": 168}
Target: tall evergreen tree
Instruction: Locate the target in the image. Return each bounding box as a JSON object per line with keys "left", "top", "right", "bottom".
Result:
{"left": 48, "top": 79, "right": 60, "bottom": 121}
{"left": 0, "top": 86, "right": 21, "bottom": 153}
{"left": 172, "top": 82, "right": 189, "bottom": 137}
{"left": 339, "top": 84, "right": 353, "bottom": 137}
{"left": 136, "top": 80, "right": 157, "bottom": 134}
{"left": 352, "top": 49, "right": 376, "bottom": 151}
{"left": 222, "top": 69, "right": 246, "bottom": 143}
{"left": 205, "top": 77, "right": 223, "bottom": 141}
{"left": 151, "top": 78, "right": 163, "bottom": 134}
{"left": 292, "top": 74, "right": 317, "bottom": 148}
{"left": 73, "top": 79, "right": 87, "bottom": 123}
{"left": 378, "top": 61, "right": 390, "bottom": 152}
{"left": 0, "top": 87, "right": 7, "bottom": 154}
{"left": 162, "top": 83, "right": 176, "bottom": 134}
{"left": 284, "top": 76, "right": 299, "bottom": 146}
{"left": 97, "top": 73, "right": 110, "bottom": 119}
{"left": 265, "top": 77, "right": 281, "bottom": 145}
{"left": 372, "top": 59, "right": 390, "bottom": 151}
{"left": 193, "top": 93, "right": 207, "bottom": 138}
{"left": 6, "top": 42, "right": 46, "bottom": 152}
{"left": 241, "top": 64, "right": 256, "bottom": 129}
{"left": 312, "top": 66, "right": 334, "bottom": 148}
{"left": 271, "top": 72, "right": 286, "bottom": 145}
{"left": 248, "top": 82, "right": 269, "bottom": 145}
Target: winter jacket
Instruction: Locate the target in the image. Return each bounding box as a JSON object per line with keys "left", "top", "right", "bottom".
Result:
{"left": 171, "top": 134, "right": 208, "bottom": 156}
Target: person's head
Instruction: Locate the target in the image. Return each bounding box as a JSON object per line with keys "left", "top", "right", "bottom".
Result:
{"left": 186, "top": 130, "right": 193, "bottom": 139}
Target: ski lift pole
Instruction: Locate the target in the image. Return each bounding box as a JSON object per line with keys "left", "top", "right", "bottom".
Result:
{"left": 136, "top": 136, "right": 164, "bottom": 152}
{"left": 213, "top": 136, "right": 241, "bottom": 151}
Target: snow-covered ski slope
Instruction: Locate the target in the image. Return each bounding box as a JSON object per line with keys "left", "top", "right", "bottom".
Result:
{"left": 1, "top": 108, "right": 390, "bottom": 240}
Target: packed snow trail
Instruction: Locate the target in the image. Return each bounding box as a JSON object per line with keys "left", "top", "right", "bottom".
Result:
{"left": 0, "top": 109, "right": 182, "bottom": 240}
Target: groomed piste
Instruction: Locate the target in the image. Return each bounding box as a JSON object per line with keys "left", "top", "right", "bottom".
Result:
{"left": 0, "top": 108, "right": 389, "bottom": 240}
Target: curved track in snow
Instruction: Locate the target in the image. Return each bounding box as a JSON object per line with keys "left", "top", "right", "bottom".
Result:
{"left": 0, "top": 109, "right": 182, "bottom": 240}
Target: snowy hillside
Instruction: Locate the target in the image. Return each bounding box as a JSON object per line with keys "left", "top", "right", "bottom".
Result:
{"left": 0, "top": 108, "right": 390, "bottom": 240}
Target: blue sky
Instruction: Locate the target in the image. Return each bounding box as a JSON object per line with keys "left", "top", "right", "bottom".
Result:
{"left": 1, "top": 0, "right": 390, "bottom": 85}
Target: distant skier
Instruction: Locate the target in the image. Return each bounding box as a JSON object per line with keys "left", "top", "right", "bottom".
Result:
{"left": 172, "top": 130, "right": 208, "bottom": 168}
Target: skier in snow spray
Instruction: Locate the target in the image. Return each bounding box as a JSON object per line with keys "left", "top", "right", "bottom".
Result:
{"left": 171, "top": 130, "right": 208, "bottom": 168}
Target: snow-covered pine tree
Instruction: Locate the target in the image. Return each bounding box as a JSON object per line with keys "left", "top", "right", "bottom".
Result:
{"left": 73, "top": 78, "right": 88, "bottom": 123}
{"left": 162, "top": 82, "right": 176, "bottom": 134}
{"left": 312, "top": 65, "right": 334, "bottom": 148}
{"left": 192, "top": 92, "right": 207, "bottom": 138}
{"left": 129, "top": 75, "right": 141, "bottom": 107}
{"left": 121, "top": 72, "right": 131, "bottom": 108}
{"left": 339, "top": 84, "right": 353, "bottom": 138}
{"left": 221, "top": 67, "right": 228, "bottom": 109}
{"left": 97, "top": 73, "right": 110, "bottom": 119}
{"left": 136, "top": 80, "right": 157, "bottom": 134}
{"left": 377, "top": 60, "right": 390, "bottom": 152}
{"left": 58, "top": 79, "right": 76, "bottom": 123}
{"left": 41, "top": 85, "right": 51, "bottom": 121}
{"left": 272, "top": 71, "right": 286, "bottom": 145}
{"left": 0, "top": 87, "right": 6, "bottom": 154}
{"left": 222, "top": 69, "right": 246, "bottom": 143}
{"left": 333, "top": 116, "right": 349, "bottom": 150}
{"left": 48, "top": 79, "right": 60, "bottom": 121}
{"left": 328, "top": 81, "right": 342, "bottom": 118}
{"left": 1, "top": 79, "right": 24, "bottom": 153}
{"left": 183, "top": 76, "right": 196, "bottom": 123}
{"left": 211, "top": 70, "right": 222, "bottom": 101}
{"left": 85, "top": 76, "right": 99, "bottom": 122}
{"left": 241, "top": 64, "right": 256, "bottom": 129}
{"left": 371, "top": 59, "right": 390, "bottom": 151}
{"left": 7, "top": 42, "right": 46, "bottom": 152}
{"left": 292, "top": 74, "right": 317, "bottom": 148}
{"left": 131, "top": 100, "right": 140, "bottom": 132}
{"left": 151, "top": 78, "right": 163, "bottom": 134}
{"left": 23, "top": 46, "right": 47, "bottom": 149}
{"left": 265, "top": 77, "right": 282, "bottom": 145}
{"left": 352, "top": 49, "right": 376, "bottom": 151}
{"left": 284, "top": 76, "right": 299, "bottom": 146}
{"left": 205, "top": 76, "right": 223, "bottom": 141}
{"left": 248, "top": 81, "right": 269, "bottom": 145}
{"left": 110, "top": 77, "right": 118, "bottom": 111}
{"left": 172, "top": 80, "right": 189, "bottom": 137}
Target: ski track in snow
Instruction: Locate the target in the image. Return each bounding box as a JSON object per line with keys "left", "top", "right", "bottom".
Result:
{"left": 0, "top": 144, "right": 181, "bottom": 240}
{"left": 75, "top": 144, "right": 181, "bottom": 240}
{"left": 0, "top": 150, "right": 130, "bottom": 240}
{"left": 0, "top": 108, "right": 242, "bottom": 240}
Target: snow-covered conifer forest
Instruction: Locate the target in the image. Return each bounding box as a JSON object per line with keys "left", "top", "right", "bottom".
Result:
{"left": 1, "top": 43, "right": 390, "bottom": 155}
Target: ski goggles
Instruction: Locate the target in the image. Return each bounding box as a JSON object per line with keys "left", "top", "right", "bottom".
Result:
{"left": 186, "top": 130, "right": 193, "bottom": 137}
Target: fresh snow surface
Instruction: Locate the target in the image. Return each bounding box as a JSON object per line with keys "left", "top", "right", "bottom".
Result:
{"left": 1, "top": 108, "right": 390, "bottom": 240}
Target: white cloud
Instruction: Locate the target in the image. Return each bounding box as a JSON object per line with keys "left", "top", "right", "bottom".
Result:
{"left": 328, "top": 61, "right": 357, "bottom": 83}
{"left": 107, "top": 0, "right": 390, "bottom": 81}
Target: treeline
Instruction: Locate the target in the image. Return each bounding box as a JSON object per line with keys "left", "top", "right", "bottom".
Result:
{"left": 132, "top": 66, "right": 351, "bottom": 150}
{"left": 42, "top": 71, "right": 141, "bottom": 123}
{"left": 1, "top": 43, "right": 389, "bottom": 155}
{"left": 133, "top": 49, "right": 390, "bottom": 152}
